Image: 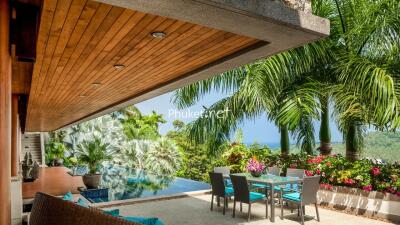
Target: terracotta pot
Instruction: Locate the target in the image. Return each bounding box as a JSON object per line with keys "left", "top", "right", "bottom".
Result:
{"left": 82, "top": 173, "right": 101, "bottom": 189}
{"left": 53, "top": 158, "right": 64, "bottom": 167}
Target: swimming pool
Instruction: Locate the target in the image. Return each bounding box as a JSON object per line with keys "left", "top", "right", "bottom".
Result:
{"left": 81, "top": 167, "right": 210, "bottom": 203}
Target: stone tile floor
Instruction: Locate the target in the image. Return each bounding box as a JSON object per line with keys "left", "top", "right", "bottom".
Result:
{"left": 109, "top": 194, "right": 394, "bottom": 225}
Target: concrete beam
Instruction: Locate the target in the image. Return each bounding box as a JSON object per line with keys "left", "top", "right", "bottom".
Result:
{"left": 95, "top": 0, "right": 329, "bottom": 42}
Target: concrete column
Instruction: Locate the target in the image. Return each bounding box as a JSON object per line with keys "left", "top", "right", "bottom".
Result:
{"left": 11, "top": 95, "right": 20, "bottom": 176}
{"left": 0, "top": 0, "right": 12, "bottom": 224}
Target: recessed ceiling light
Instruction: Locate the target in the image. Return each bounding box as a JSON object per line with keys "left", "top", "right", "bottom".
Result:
{"left": 92, "top": 82, "right": 101, "bottom": 87}
{"left": 114, "top": 64, "right": 125, "bottom": 70}
{"left": 151, "top": 31, "right": 166, "bottom": 39}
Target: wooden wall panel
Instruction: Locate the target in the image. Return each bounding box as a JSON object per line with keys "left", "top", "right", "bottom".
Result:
{"left": 0, "top": 0, "right": 12, "bottom": 224}
{"left": 11, "top": 95, "right": 20, "bottom": 177}
{"left": 26, "top": 0, "right": 260, "bottom": 131}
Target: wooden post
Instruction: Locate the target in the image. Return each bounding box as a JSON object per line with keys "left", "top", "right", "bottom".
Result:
{"left": 0, "top": 0, "right": 12, "bottom": 224}
{"left": 11, "top": 95, "right": 20, "bottom": 177}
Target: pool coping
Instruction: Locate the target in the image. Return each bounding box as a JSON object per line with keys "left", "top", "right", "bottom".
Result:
{"left": 91, "top": 189, "right": 212, "bottom": 208}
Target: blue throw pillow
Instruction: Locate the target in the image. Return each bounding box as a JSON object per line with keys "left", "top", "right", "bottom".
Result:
{"left": 62, "top": 192, "right": 73, "bottom": 202}
{"left": 103, "top": 209, "right": 120, "bottom": 217}
{"left": 77, "top": 198, "right": 89, "bottom": 208}
{"left": 123, "top": 216, "right": 159, "bottom": 225}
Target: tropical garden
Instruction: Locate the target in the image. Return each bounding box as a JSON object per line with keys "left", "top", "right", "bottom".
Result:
{"left": 43, "top": 0, "right": 400, "bottom": 197}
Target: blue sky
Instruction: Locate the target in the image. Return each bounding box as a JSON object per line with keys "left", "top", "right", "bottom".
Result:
{"left": 135, "top": 91, "right": 344, "bottom": 145}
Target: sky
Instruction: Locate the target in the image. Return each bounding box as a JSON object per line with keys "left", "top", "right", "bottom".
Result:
{"left": 135, "top": 91, "right": 344, "bottom": 145}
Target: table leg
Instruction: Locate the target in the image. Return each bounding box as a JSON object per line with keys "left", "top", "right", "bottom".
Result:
{"left": 270, "top": 185, "right": 275, "bottom": 222}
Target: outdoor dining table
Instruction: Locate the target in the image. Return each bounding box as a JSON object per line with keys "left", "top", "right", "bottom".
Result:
{"left": 225, "top": 173, "right": 302, "bottom": 222}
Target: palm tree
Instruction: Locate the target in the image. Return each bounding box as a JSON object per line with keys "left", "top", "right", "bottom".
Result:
{"left": 173, "top": 0, "right": 400, "bottom": 160}
{"left": 76, "top": 136, "right": 114, "bottom": 174}
{"left": 328, "top": 0, "right": 400, "bottom": 160}
{"left": 144, "top": 138, "right": 181, "bottom": 175}
{"left": 173, "top": 55, "right": 325, "bottom": 155}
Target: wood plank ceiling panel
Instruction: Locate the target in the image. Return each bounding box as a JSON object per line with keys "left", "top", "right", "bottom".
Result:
{"left": 26, "top": 0, "right": 260, "bottom": 131}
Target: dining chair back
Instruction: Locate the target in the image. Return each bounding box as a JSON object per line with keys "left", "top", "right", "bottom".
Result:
{"left": 209, "top": 172, "right": 226, "bottom": 197}
{"left": 268, "top": 167, "right": 281, "bottom": 176}
{"left": 214, "top": 166, "right": 230, "bottom": 175}
{"left": 301, "top": 176, "right": 320, "bottom": 204}
{"left": 286, "top": 168, "right": 305, "bottom": 179}
{"left": 230, "top": 175, "right": 250, "bottom": 203}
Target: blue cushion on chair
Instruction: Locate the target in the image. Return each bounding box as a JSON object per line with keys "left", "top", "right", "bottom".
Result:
{"left": 225, "top": 179, "right": 233, "bottom": 187}
{"left": 252, "top": 183, "right": 269, "bottom": 189}
{"left": 282, "top": 192, "right": 301, "bottom": 202}
{"left": 249, "top": 192, "right": 266, "bottom": 201}
{"left": 77, "top": 198, "right": 89, "bottom": 208}
{"left": 123, "top": 216, "right": 163, "bottom": 225}
{"left": 103, "top": 209, "right": 120, "bottom": 217}
{"left": 62, "top": 192, "right": 73, "bottom": 201}
{"left": 225, "top": 187, "right": 234, "bottom": 195}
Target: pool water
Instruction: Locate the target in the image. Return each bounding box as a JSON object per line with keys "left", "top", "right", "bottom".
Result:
{"left": 81, "top": 167, "right": 210, "bottom": 203}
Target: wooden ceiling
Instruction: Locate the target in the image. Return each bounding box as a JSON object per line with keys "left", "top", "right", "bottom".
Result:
{"left": 25, "top": 0, "right": 261, "bottom": 131}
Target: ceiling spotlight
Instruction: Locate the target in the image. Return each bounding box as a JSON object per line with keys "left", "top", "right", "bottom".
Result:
{"left": 114, "top": 64, "right": 125, "bottom": 70}
{"left": 151, "top": 31, "right": 166, "bottom": 39}
{"left": 92, "top": 82, "right": 101, "bottom": 87}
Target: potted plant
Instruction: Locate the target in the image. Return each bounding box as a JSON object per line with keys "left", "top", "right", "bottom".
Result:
{"left": 246, "top": 157, "right": 266, "bottom": 177}
{"left": 45, "top": 142, "right": 66, "bottom": 166}
{"left": 77, "top": 136, "right": 112, "bottom": 189}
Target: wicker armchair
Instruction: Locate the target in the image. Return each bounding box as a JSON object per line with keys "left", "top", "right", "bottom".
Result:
{"left": 29, "top": 192, "right": 141, "bottom": 225}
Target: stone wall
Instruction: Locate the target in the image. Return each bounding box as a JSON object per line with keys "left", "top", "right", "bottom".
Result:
{"left": 317, "top": 186, "right": 400, "bottom": 223}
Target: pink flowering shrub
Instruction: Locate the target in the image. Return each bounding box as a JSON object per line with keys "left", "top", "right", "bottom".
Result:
{"left": 263, "top": 153, "right": 400, "bottom": 194}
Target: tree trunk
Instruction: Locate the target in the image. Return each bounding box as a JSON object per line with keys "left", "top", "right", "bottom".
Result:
{"left": 345, "top": 122, "right": 360, "bottom": 161}
{"left": 280, "top": 125, "right": 290, "bottom": 155}
{"left": 319, "top": 96, "right": 332, "bottom": 155}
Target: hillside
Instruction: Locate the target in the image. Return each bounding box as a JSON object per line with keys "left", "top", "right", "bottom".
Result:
{"left": 330, "top": 131, "right": 400, "bottom": 162}
{"left": 271, "top": 131, "right": 400, "bottom": 162}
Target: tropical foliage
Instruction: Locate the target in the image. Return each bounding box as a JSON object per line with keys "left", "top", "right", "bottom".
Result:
{"left": 172, "top": 0, "right": 400, "bottom": 161}
{"left": 45, "top": 108, "right": 181, "bottom": 177}
{"left": 264, "top": 153, "right": 400, "bottom": 195}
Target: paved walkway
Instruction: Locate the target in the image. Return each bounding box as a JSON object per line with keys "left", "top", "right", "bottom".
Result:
{"left": 111, "top": 194, "right": 394, "bottom": 225}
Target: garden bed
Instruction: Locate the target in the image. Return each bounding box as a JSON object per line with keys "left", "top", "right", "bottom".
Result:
{"left": 317, "top": 185, "right": 400, "bottom": 223}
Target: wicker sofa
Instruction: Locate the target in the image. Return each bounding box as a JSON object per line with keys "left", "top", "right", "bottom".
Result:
{"left": 29, "top": 192, "right": 141, "bottom": 225}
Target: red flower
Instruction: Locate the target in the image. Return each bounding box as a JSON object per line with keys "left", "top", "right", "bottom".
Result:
{"left": 316, "top": 169, "right": 321, "bottom": 175}
{"left": 320, "top": 183, "right": 333, "bottom": 190}
{"left": 305, "top": 170, "right": 314, "bottom": 176}
{"left": 344, "top": 178, "right": 355, "bottom": 185}
{"left": 290, "top": 163, "right": 297, "bottom": 168}
{"left": 371, "top": 167, "right": 381, "bottom": 176}
{"left": 387, "top": 187, "right": 396, "bottom": 194}
{"left": 362, "top": 185, "right": 373, "bottom": 191}
{"left": 396, "top": 192, "right": 400, "bottom": 197}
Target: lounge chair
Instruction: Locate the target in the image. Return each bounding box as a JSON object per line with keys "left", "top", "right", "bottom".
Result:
{"left": 29, "top": 192, "right": 163, "bottom": 225}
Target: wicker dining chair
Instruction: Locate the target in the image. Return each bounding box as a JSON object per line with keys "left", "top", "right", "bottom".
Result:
{"left": 209, "top": 172, "right": 234, "bottom": 215}
{"left": 280, "top": 176, "right": 321, "bottom": 225}
{"left": 268, "top": 167, "right": 281, "bottom": 176}
{"left": 230, "top": 175, "right": 268, "bottom": 222}
{"left": 213, "top": 166, "right": 230, "bottom": 175}
{"left": 29, "top": 192, "right": 141, "bottom": 225}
